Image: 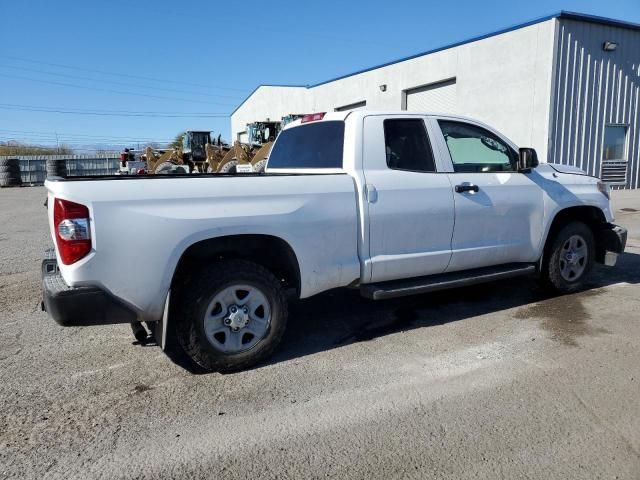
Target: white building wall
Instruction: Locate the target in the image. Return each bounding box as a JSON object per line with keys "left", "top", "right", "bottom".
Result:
{"left": 231, "top": 19, "right": 557, "bottom": 159}
{"left": 231, "top": 86, "right": 310, "bottom": 142}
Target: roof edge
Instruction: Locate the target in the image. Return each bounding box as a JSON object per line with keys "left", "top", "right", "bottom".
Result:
{"left": 310, "top": 11, "right": 561, "bottom": 88}
{"left": 559, "top": 10, "right": 640, "bottom": 31}
{"left": 231, "top": 10, "right": 640, "bottom": 116}
{"left": 231, "top": 84, "right": 307, "bottom": 116}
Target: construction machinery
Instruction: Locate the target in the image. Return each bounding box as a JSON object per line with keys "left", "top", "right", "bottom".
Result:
{"left": 144, "top": 131, "right": 217, "bottom": 174}
{"left": 221, "top": 116, "right": 302, "bottom": 173}
{"left": 142, "top": 116, "right": 304, "bottom": 175}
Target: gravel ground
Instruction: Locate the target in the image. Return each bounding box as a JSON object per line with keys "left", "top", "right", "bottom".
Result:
{"left": 1, "top": 186, "right": 639, "bottom": 480}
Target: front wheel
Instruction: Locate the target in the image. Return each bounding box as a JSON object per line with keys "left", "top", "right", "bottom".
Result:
{"left": 177, "top": 259, "right": 288, "bottom": 373}
{"left": 540, "top": 221, "right": 595, "bottom": 293}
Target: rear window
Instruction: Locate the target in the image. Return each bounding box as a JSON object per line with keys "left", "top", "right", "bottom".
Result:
{"left": 268, "top": 121, "right": 344, "bottom": 169}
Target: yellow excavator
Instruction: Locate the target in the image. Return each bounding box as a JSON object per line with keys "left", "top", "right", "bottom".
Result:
{"left": 143, "top": 130, "right": 265, "bottom": 174}
{"left": 144, "top": 117, "right": 303, "bottom": 174}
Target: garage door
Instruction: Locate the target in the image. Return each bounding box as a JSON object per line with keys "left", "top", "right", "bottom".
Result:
{"left": 335, "top": 101, "right": 367, "bottom": 112}
{"left": 405, "top": 78, "right": 457, "bottom": 114}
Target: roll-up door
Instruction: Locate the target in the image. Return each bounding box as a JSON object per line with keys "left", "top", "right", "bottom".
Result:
{"left": 405, "top": 79, "right": 457, "bottom": 113}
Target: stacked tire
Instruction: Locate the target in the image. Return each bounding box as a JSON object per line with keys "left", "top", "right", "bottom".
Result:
{"left": 0, "top": 158, "right": 22, "bottom": 188}
{"left": 46, "top": 159, "right": 67, "bottom": 178}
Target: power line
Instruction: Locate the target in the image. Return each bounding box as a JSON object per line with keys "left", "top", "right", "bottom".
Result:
{"left": 0, "top": 54, "right": 250, "bottom": 92}
{"left": 0, "top": 127, "right": 176, "bottom": 140}
{"left": 0, "top": 103, "right": 230, "bottom": 117}
{"left": 0, "top": 72, "right": 238, "bottom": 106}
{"left": 1, "top": 133, "right": 172, "bottom": 143}
{"left": 0, "top": 129, "right": 175, "bottom": 143}
{"left": 0, "top": 64, "right": 243, "bottom": 100}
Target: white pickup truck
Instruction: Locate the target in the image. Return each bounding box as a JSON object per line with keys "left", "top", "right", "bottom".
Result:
{"left": 42, "top": 111, "right": 626, "bottom": 372}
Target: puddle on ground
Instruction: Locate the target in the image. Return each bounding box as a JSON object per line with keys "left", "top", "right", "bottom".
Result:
{"left": 514, "top": 289, "right": 609, "bottom": 346}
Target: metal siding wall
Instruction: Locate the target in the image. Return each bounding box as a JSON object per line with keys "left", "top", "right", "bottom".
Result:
{"left": 549, "top": 20, "right": 640, "bottom": 188}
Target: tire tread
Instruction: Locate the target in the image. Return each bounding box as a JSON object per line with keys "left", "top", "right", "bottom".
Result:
{"left": 176, "top": 259, "right": 287, "bottom": 373}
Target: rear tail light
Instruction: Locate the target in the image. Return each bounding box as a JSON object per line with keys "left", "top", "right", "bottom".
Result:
{"left": 53, "top": 198, "right": 92, "bottom": 265}
{"left": 301, "top": 112, "right": 326, "bottom": 123}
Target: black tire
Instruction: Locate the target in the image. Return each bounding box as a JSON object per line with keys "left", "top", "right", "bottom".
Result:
{"left": 218, "top": 160, "right": 238, "bottom": 174}
{"left": 0, "top": 178, "right": 21, "bottom": 187}
{"left": 176, "top": 259, "right": 288, "bottom": 373}
{"left": 252, "top": 159, "right": 267, "bottom": 173}
{"left": 0, "top": 158, "right": 19, "bottom": 168}
{"left": 0, "top": 165, "right": 20, "bottom": 174}
{"left": 154, "top": 161, "right": 178, "bottom": 174}
{"left": 0, "top": 172, "right": 21, "bottom": 180}
{"left": 47, "top": 160, "right": 67, "bottom": 178}
{"left": 540, "top": 221, "right": 595, "bottom": 293}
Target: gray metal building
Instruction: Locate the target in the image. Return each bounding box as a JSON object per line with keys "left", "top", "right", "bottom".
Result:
{"left": 549, "top": 16, "right": 640, "bottom": 187}
{"left": 231, "top": 11, "right": 640, "bottom": 188}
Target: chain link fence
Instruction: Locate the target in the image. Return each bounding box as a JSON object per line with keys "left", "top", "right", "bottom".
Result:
{"left": 0, "top": 155, "right": 120, "bottom": 185}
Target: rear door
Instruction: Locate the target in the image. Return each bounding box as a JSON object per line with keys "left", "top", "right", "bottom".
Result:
{"left": 432, "top": 118, "right": 544, "bottom": 271}
{"left": 362, "top": 115, "right": 455, "bottom": 283}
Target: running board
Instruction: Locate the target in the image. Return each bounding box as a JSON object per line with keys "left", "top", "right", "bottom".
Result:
{"left": 360, "top": 263, "right": 537, "bottom": 300}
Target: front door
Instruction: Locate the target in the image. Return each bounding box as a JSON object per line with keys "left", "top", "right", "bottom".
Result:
{"left": 434, "top": 119, "right": 545, "bottom": 271}
{"left": 362, "top": 115, "right": 455, "bottom": 283}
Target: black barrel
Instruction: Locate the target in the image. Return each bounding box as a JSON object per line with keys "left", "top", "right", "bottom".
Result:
{"left": 0, "top": 158, "right": 22, "bottom": 187}
{"left": 46, "top": 159, "right": 67, "bottom": 178}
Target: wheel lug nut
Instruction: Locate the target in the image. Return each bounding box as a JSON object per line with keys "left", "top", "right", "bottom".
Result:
{"left": 224, "top": 319, "right": 231, "bottom": 325}
{"left": 230, "top": 306, "right": 237, "bottom": 313}
{"left": 243, "top": 307, "right": 248, "bottom": 314}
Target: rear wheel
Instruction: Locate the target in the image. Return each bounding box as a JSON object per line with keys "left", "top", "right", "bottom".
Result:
{"left": 154, "top": 161, "right": 178, "bottom": 174}
{"left": 252, "top": 159, "right": 267, "bottom": 173}
{"left": 540, "top": 221, "right": 594, "bottom": 293}
{"left": 176, "top": 259, "right": 287, "bottom": 372}
{"left": 218, "top": 160, "right": 238, "bottom": 174}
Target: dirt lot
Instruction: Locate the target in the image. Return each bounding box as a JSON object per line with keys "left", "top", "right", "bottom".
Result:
{"left": 1, "top": 186, "right": 639, "bottom": 479}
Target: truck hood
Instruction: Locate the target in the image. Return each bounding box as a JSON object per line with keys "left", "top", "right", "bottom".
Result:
{"left": 546, "top": 163, "right": 588, "bottom": 176}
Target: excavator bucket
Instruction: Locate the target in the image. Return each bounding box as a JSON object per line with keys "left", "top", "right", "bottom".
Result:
{"left": 144, "top": 146, "right": 185, "bottom": 174}
{"left": 250, "top": 142, "right": 273, "bottom": 166}
{"left": 205, "top": 142, "right": 229, "bottom": 172}
{"left": 216, "top": 141, "right": 253, "bottom": 173}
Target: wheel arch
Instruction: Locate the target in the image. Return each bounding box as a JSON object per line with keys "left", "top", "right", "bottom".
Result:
{"left": 170, "top": 234, "right": 301, "bottom": 298}
{"left": 541, "top": 205, "right": 608, "bottom": 265}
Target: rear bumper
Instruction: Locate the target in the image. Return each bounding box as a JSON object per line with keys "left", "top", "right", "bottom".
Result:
{"left": 596, "top": 223, "right": 627, "bottom": 266}
{"left": 42, "top": 249, "right": 137, "bottom": 326}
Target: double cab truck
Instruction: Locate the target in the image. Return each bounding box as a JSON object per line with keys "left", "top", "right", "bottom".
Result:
{"left": 42, "top": 111, "right": 627, "bottom": 372}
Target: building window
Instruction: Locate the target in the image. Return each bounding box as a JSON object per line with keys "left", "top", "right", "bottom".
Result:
{"left": 334, "top": 101, "right": 366, "bottom": 112}
{"left": 601, "top": 125, "right": 628, "bottom": 185}
{"left": 383, "top": 119, "right": 436, "bottom": 172}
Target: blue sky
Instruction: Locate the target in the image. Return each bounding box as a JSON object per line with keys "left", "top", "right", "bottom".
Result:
{"left": 1, "top": 0, "right": 639, "bottom": 151}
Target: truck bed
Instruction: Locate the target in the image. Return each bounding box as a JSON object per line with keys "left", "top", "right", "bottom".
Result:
{"left": 45, "top": 172, "right": 362, "bottom": 321}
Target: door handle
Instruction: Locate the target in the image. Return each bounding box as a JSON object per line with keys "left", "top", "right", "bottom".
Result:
{"left": 455, "top": 183, "right": 479, "bottom": 193}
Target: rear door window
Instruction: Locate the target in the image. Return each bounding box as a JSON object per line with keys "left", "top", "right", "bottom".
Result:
{"left": 268, "top": 121, "right": 344, "bottom": 169}
{"left": 383, "top": 119, "right": 436, "bottom": 172}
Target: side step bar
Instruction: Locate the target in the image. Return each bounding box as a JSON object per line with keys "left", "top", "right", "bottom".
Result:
{"left": 360, "top": 263, "right": 537, "bottom": 300}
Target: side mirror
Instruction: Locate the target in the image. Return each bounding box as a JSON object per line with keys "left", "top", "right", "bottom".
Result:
{"left": 518, "top": 148, "right": 539, "bottom": 171}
